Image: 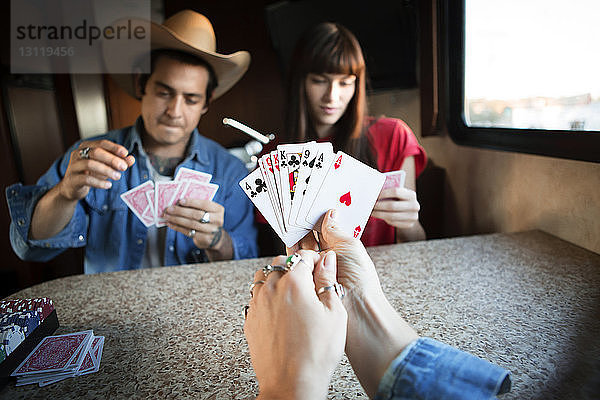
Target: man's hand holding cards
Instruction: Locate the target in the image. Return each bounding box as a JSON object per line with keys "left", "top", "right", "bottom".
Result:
{"left": 120, "top": 167, "right": 219, "bottom": 227}
{"left": 239, "top": 142, "right": 387, "bottom": 247}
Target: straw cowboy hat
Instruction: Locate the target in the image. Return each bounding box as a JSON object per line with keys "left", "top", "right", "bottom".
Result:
{"left": 104, "top": 10, "right": 251, "bottom": 100}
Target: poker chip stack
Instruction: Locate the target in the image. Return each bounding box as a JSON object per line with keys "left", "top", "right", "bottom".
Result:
{"left": 0, "top": 326, "right": 25, "bottom": 361}
{"left": 0, "top": 298, "right": 55, "bottom": 320}
{"left": 0, "top": 298, "right": 59, "bottom": 388}
{"left": 0, "top": 310, "right": 41, "bottom": 361}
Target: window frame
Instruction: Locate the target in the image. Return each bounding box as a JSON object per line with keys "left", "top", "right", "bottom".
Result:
{"left": 441, "top": 0, "right": 600, "bottom": 163}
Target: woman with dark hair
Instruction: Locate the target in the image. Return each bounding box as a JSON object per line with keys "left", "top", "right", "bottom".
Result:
{"left": 284, "top": 22, "right": 427, "bottom": 245}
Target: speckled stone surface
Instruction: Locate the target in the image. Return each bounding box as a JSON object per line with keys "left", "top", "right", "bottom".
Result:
{"left": 1, "top": 230, "right": 599, "bottom": 399}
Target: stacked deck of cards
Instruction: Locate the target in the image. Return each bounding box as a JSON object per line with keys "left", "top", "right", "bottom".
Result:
{"left": 12, "top": 330, "right": 104, "bottom": 387}
{"left": 121, "top": 167, "right": 219, "bottom": 227}
{"left": 0, "top": 298, "right": 60, "bottom": 388}
{"left": 239, "top": 142, "right": 406, "bottom": 247}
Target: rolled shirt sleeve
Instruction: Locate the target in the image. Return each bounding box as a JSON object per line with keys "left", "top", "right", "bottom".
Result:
{"left": 374, "top": 337, "right": 511, "bottom": 400}
{"left": 5, "top": 143, "right": 90, "bottom": 262}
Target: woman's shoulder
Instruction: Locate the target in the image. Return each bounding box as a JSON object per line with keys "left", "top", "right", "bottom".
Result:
{"left": 367, "top": 116, "right": 414, "bottom": 137}
{"left": 366, "top": 115, "right": 426, "bottom": 175}
{"left": 366, "top": 116, "right": 417, "bottom": 152}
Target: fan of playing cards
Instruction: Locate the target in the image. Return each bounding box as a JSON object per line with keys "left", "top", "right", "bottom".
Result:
{"left": 239, "top": 142, "right": 406, "bottom": 248}
{"left": 121, "top": 167, "right": 219, "bottom": 227}
{"left": 11, "top": 330, "right": 104, "bottom": 387}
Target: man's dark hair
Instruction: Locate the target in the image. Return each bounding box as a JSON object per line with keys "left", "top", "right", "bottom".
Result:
{"left": 136, "top": 49, "right": 218, "bottom": 103}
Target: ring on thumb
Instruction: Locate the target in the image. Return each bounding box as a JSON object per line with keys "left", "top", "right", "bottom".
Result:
{"left": 314, "top": 250, "right": 336, "bottom": 291}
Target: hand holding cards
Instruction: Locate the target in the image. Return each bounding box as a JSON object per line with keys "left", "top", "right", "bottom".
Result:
{"left": 239, "top": 142, "right": 386, "bottom": 247}
{"left": 121, "top": 167, "right": 219, "bottom": 227}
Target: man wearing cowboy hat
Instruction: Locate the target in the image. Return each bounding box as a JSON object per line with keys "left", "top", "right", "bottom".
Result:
{"left": 6, "top": 10, "right": 258, "bottom": 273}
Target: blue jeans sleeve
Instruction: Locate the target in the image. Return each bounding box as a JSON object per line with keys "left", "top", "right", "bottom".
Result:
{"left": 5, "top": 140, "right": 91, "bottom": 262}
{"left": 374, "top": 337, "right": 511, "bottom": 400}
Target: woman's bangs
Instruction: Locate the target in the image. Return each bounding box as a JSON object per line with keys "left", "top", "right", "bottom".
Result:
{"left": 312, "top": 39, "right": 364, "bottom": 76}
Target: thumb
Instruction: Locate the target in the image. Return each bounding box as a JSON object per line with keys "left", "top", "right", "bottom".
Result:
{"left": 314, "top": 250, "right": 337, "bottom": 289}
{"left": 315, "top": 251, "right": 343, "bottom": 309}
{"left": 321, "top": 209, "right": 354, "bottom": 247}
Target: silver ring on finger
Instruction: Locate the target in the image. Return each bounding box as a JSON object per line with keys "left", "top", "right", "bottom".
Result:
{"left": 316, "top": 282, "right": 346, "bottom": 299}
{"left": 262, "top": 264, "right": 288, "bottom": 278}
{"left": 188, "top": 229, "right": 196, "bottom": 238}
{"left": 79, "top": 147, "right": 91, "bottom": 160}
{"left": 200, "top": 212, "right": 210, "bottom": 224}
{"left": 249, "top": 280, "right": 265, "bottom": 297}
{"left": 285, "top": 253, "right": 302, "bottom": 271}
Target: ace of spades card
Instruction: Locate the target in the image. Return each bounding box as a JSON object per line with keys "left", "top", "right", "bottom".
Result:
{"left": 304, "top": 151, "right": 385, "bottom": 239}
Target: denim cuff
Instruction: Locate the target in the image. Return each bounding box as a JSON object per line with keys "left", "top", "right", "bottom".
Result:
{"left": 6, "top": 183, "right": 88, "bottom": 254}
{"left": 374, "top": 337, "right": 511, "bottom": 400}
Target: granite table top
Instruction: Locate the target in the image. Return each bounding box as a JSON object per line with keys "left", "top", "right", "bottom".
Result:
{"left": 1, "top": 230, "right": 599, "bottom": 399}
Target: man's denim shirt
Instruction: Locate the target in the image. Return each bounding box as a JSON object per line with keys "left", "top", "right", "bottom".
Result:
{"left": 6, "top": 120, "right": 258, "bottom": 273}
{"left": 375, "top": 337, "right": 511, "bottom": 400}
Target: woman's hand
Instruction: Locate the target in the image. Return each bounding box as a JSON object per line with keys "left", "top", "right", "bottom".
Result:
{"left": 318, "top": 210, "right": 383, "bottom": 299}
{"left": 319, "top": 210, "right": 419, "bottom": 398}
{"left": 244, "top": 250, "right": 347, "bottom": 400}
{"left": 371, "top": 187, "right": 426, "bottom": 242}
{"left": 371, "top": 187, "right": 420, "bottom": 229}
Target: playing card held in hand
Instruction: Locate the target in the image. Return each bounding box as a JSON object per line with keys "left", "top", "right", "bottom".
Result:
{"left": 120, "top": 167, "right": 218, "bottom": 228}
{"left": 240, "top": 143, "right": 385, "bottom": 247}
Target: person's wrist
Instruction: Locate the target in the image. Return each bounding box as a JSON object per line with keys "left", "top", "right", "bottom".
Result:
{"left": 344, "top": 287, "right": 418, "bottom": 398}
{"left": 337, "top": 255, "right": 382, "bottom": 303}
{"left": 258, "top": 376, "right": 328, "bottom": 400}
{"left": 204, "top": 228, "right": 233, "bottom": 260}
{"left": 55, "top": 179, "right": 87, "bottom": 203}
{"left": 54, "top": 182, "right": 75, "bottom": 203}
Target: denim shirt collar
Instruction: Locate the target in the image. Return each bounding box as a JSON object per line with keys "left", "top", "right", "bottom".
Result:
{"left": 124, "top": 117, "right": 210, "bottom": 166}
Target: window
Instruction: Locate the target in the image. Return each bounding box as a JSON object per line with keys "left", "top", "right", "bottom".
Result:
{"left": 442, "top": 0, "right": 600, "bottom": 162}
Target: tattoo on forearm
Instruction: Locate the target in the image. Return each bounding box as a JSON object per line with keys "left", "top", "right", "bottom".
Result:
{"left": 209, "top": 227, "right": 223, "bottom": 249}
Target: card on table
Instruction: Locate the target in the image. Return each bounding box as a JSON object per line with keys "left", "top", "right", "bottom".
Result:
{"left": 14, "top": 333, "right": 104, "bottom": 387}
{"left": 36, "top": 335, "right": 105, "bottom": 386}
{"left": 12, "top": 330, "right": 93, "bottom": 376}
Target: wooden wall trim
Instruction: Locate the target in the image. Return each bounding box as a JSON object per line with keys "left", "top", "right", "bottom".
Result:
{"left": 419, "top": 0, "right": 443, "bottom": 137}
